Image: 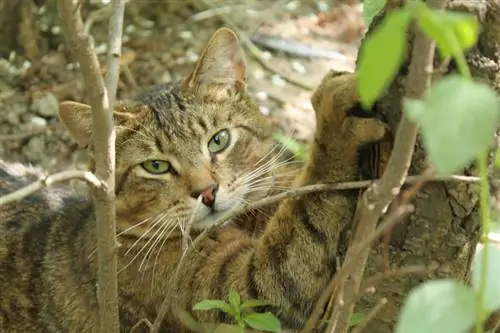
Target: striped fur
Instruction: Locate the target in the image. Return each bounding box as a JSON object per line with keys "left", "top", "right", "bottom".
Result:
{"left": 0, "top": 28, "right": 386, "bottom": 332}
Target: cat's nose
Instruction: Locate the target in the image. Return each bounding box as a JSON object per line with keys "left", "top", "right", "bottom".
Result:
{"left": 191, "top": 183, "right": 219, "bottom": 208}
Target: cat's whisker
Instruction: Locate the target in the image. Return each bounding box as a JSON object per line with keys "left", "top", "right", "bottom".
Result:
{"left": 116, "top": 216, "right": 154, "bottom": 237}
{"left": 151, "top": 217, "right": 182, "bottom": 282}
{"left": 181, "top": 196, "right": 203, "bottom": 255}
{"left": 138, "top": 215, "right": 174, "bottom": 272}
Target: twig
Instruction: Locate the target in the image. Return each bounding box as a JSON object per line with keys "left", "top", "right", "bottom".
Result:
{"left": 0, "top": 170, "right": 101, "bottom": 206}
{"left": 350, "top": 298, "right": 388, "bottom": 333}
{"left": 105, "top": 0, "right": 125, "bottom": 108}
{"left": 57, "top": 0, "right": 124, "bottom": 332}
{"left": 328, "top": 0, "right": 446, "bottom": 330}
{"left": 301, "top": 203, "right": 414, "bottom": 333}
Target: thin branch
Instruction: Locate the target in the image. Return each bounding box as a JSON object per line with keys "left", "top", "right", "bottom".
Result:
{"left": 329, "top": 0, "right": 447, "bottom": 331}
{"left": 350, "top": 298, "right": 388, "bottom": 333}
{"left": 151, "top": 173, "right": 475, "bottom": 330}
{"left": 0, "top": 170, "right": 101, "bottom": 206}
{"left": 105, "top": 0, "right": 125, "bottom": 108}
{"left": 302, "top": 203, "right": 414, "bottom": 333}
{"left": 57, "top": 0, "right": 124, "bottom": 332}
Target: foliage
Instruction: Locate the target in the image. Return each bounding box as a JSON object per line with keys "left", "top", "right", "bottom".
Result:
{"left": 273, "top": 132, "right": 309, "bottom": 162}
{"left": 359, "top": 0, "right": 500, "bottom": 332}
{"left": 363, "top": 0, "right": 387, "bottom": 27}
{"left": 193, "top": 288, "right": 281, "bottom": 333}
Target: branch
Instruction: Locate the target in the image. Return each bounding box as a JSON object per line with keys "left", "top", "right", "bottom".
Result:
{"left": 105, "top": 0, "right": 125, "bottom": 108}
{"left": 329, "top": 0, "right": 448, "bottom": 331}
{"left": 152, "top": 173, "right": 475, "bottom": 330}
{"left": 0, "top": 170, "right": 101, "bottom": 206}
{"left": 57, "top": 1, "right": 125, "bottom": 332}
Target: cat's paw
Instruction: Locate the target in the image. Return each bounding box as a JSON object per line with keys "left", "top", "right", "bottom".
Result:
{"left": 311, "top": 70, "right": 387, "bottom": 145}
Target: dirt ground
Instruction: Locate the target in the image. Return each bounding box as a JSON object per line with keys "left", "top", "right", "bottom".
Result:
{"left": 0, "top": 0, "right": 366, "bottom": 174}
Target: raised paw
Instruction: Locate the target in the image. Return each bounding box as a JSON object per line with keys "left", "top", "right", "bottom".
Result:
{"left": 311, "top": 70, "right": 387, "bottom": 146}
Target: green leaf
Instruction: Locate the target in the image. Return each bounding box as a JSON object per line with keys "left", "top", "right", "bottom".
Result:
{"left": 241, "top": 299, "right": 270, "bottom": 309}
{"left": 228, "top": 288, "right": 241, "bottom": 311}
{"left": 416, "top": 6, "right": 479, "bottom": 58}
{"left": 272, "top": 132, "right": 308, "bottom": 161}
{"left": 395, "top": 279, "right": 476, "bottom": 333}
{"left": 472, "top": 243, "right": 500, "bottom": 311}
{"left": 405, "top": 75, "right": 500, "bottom": 175}
{"left": 243, "top": 312, "right": 281, "bottom": 333}
{"left": 357, "top": 8, "right": 411, "bottom": 109}
{"left": 193, "top": 300, "right": 233, "bottom": 315}
{"left": 363, "top": 0, "right": 386, "bottom": 27}
{"left": 349, "top": 312, "right": 364, "bottom": 327}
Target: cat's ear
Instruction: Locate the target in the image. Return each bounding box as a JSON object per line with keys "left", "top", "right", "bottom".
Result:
{"left": 183, "top": 27, "right": 247, "bottom": 93}
{"left": 59, "top": 101, "right": 93, "bottom": 147}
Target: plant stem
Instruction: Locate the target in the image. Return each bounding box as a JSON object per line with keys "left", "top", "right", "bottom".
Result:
{"left": 476, "top": 151, "right": 491, "bottom": 333}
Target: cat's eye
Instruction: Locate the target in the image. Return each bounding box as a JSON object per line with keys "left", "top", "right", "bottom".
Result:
{"left": 208, "top": 129, "right": 231, "bottom": 154}
{"left": 140, "top": 160, "right": 171, "bottom": 175}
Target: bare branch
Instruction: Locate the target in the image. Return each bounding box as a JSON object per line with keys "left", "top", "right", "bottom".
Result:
{"left": 105, "top": 0, "right": 125, "bottom": 108}
{"left": 57, "top": 0, "right": 125, "bottom": 332}
{"left": 350, "top": 298, "right": 388, "bottom": 333}
{"left": 0, "top": 170, "right": 101, "bottom": 206}
{"left": 153, "top": 173, "right": 475, "bottom": 330}
{"left": 330, "top": 0, "right": 448, "bottom": 331}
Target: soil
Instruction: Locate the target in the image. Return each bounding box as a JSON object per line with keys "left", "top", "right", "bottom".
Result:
{"left": 0, "top": 0, "right": 366, "bottom": 174}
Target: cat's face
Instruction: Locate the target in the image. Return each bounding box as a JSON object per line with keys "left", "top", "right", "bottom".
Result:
{"left": 59, "top": 28, "right": 284, "bottom": 237}
{"left": 112, "top": 85, "right": 277, "bottom": 236}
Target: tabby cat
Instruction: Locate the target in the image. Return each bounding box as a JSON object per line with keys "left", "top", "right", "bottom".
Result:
{"left": 0, "top": 28, "right": 386, "bottom": 332}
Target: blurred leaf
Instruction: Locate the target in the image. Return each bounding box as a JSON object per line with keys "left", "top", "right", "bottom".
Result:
{"left": 405, "top": 75, "right": 500, "bottom": 175}
{"left": 273, "top": 133, "right": 308, "bottom": 161}
{"left": 363, "top": 0, "right": 387, "bottom": 27}
{"left": 472, "top": 243, "right": 500, "bottom": 311}
{"left": 357, "top": 8, "right": 411, "bottom": 109}
{"left": 395, "top": 279, "right": 476, "bottom": 333}
{"left": 349, "top": 312, "right": 364, "bottom": 327}
{"left": 416, "top": 5, "right": 479, "bottom": 58}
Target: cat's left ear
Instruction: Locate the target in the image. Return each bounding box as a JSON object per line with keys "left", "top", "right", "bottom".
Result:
{"left": 59, "top": 101, "right": 94, "bottom": 147}
{"left": 182, "top": 28, "right": 247, "bottom": 93}
{"left": 59, "top": 101, "right": 135, "bottom": 148}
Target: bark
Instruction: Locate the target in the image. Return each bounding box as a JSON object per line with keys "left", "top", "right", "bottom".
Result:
{"left": 352, "top": 0, "right": 500, "bottom": 332}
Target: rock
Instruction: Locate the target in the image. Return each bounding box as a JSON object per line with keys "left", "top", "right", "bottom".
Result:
{"left": 31, "top": 92, "right": 59, "bottom": 118}
{"left": 30, "top": 116, "right": 48, "bottom": 127}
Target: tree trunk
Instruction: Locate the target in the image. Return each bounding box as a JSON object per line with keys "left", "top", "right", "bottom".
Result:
{"left": 353, "top": 0, "right": 499, "bottom": 332}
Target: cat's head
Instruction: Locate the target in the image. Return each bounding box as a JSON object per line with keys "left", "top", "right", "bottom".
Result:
{"left": 59, "top": 28, "right": 284, "bottom": 237}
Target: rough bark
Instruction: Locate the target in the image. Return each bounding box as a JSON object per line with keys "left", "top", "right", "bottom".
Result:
{"left": 353, "top": 0, "right": 500, "bottom": 332}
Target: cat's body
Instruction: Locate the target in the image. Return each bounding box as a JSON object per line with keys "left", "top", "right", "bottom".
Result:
{"left": 0, "top": 28, "right": 386, "bottom": 332}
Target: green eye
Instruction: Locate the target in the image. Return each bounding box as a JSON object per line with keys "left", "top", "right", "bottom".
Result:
{"left": 140, "top": 160, "right": 171, "bottom": 174}
{"left": 208, "top": 129, "right": 231, "bottom": 154}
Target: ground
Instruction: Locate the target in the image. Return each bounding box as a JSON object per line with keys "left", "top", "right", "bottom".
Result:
{"left": 0, "top": 0, "right": 366, "bottom": 174}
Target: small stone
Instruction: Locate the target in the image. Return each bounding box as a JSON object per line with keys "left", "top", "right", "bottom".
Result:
{"left": 271, "top": 75, "right": 286, "bottom": 87}
{"left": 31, "top": 93, "right": 59, "bottom": 118}
{"left": 291, "top": 61, "right": 306, "bottom": 74}
{"left": 30, "top": 116, "right": 47, "bottom": 127}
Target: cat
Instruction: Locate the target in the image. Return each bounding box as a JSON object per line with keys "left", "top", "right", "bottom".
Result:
{"left": 0, "top": 28, "right": 386, "bottom": 332}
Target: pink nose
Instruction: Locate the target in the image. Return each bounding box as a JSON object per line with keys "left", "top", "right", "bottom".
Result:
{"left": 191, "top": 184, "right": 219, "bottom": 208}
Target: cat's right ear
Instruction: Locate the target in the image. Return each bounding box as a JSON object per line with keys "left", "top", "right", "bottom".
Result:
{"left": 182, "top": 28, "right": 247, "bottom": 94}
{"left": 59, "top": 101, "right": 93, "bottom": 147}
